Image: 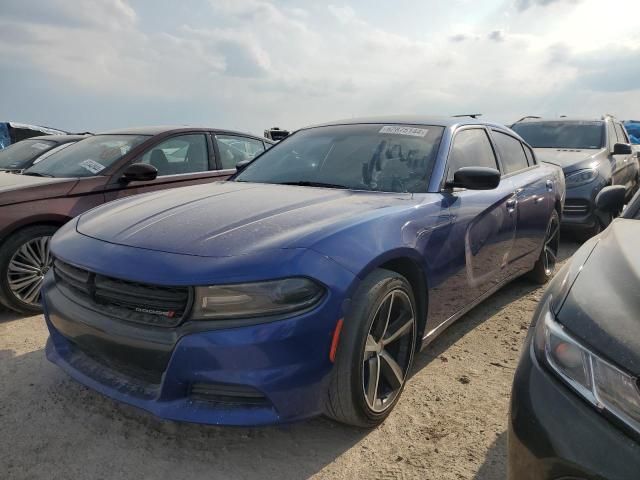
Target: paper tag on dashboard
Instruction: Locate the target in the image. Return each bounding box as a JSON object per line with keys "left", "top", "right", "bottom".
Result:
{"left": 379, "top": 126, "right": 429, "bottom": 137}
{"left": 79, "top": 159, "right": 106, "bottom": 174}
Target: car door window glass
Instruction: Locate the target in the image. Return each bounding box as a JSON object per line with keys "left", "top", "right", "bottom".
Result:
{"left": 217, "top": 135, "right": 266, "bottom": 169}
{"left": 447, "top": 129, "right": 498, "bottom": 182}
{"left": 615, "top": 123, "right": 629, "bottom": 144}
{"left": 141, "top": 134, "right": 209, "bottom": 176}
{"left": 492, "top": 131, "right": 529, "bottom": 174}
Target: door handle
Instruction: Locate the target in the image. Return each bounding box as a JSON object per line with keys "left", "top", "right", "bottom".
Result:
{"left": 546, "top": 180, "right": 554, "bottom": 191}
{"left": 535, "top": 196, "right": 545, "bottom": 204}
{"left": 506, "top": 198, "right": 517, "bottom": 212}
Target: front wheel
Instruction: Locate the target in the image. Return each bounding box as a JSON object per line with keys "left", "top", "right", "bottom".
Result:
{"left": 325, "top": 269, "right": 417, "bottom": 427}
{"left": 527, "top": 210, "right": 560, "bottom": 284}
{"left": 0, "top": 225, "right": 58, "bottom": 314}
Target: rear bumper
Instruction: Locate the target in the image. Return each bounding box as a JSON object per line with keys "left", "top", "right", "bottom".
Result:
{"left": 508, "top": 339, "right": 640, "bottom": 480}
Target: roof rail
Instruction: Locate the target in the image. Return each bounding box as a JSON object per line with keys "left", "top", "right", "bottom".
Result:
{"left": 452, "top": 113, "right": 482, "bottom": 119}
{"left": 602, "top": 113, "right": 617, "bottom": 120}
{"left": 513, "top": 115, "right": 541, "bottom": 124}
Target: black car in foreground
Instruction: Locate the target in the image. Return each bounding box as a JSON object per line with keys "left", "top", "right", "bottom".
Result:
{"left": 512, "top": 116, "right": 638, "bottom": 241}
{"left": 509, "top": 186, "right": 640, "bottom": 479}
{"left": 0, "top": 134, "right": 89, "bottom": 173}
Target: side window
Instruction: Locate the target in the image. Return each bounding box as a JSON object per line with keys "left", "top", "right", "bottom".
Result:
{"left": 140, "top": 134, "right": 209, "bottom": 176}
{"left": 614, "top": 123, "right": 629, "bottom": 144}
{"left": 216, "top": 135, "right": 266, "bottom": 169}
{"left": 492, "top": 131, "right": 529, "bottom": 174}
{"left": 447, "top": 129, "right": 498, "bottom": 182}
{"left": 523, "top": 144, "right": 536, "bottom": 166}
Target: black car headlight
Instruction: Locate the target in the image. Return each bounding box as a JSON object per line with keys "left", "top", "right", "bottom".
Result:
{"left": 565, "top": 168, "right": 598, "bottom": 188}
{"left": 535, "top": 300, "right": 640, "bottom": 434}
{"left": 191, "top": 278, "right": 325, "bottom": 320}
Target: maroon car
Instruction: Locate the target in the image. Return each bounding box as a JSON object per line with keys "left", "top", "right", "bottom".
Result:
{"left": 0, "top": 126, "right": 273, "bottom": 314}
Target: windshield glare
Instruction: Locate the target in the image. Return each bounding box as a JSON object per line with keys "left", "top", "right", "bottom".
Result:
{"left": 234, "top": 124, "right": 444, "bottom": 193}
{"left": 512, "top": 121, "right": 604, "bottom": 149}
{"left": 25, "top": 135, "right": 150, "bottom": 178}
{"left": 0, "top": 139, "right": 56, "bottom": 169}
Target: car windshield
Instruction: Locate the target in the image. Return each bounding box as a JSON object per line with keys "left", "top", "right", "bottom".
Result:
{"left": 234, "top": 124, "right": 444, "bottom": 193}
{"left": 0, "top": 139, "right": 56, "bottom": 169}
{"left": 512, "top": 121, "right": 604, "bottom": 149}
{"left": 24, "top": 135, "right": 150, "bottom": 178}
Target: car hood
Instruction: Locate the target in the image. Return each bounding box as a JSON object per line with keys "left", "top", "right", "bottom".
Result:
{"left": 0, "top": 172, "right": 77, "bottom": 206}
{"left": 558, "top": 219, "right": 640, "bottom": 374}
{"left": 534, "top": 148, "right": 604, "bottom": 173}
{"left": 76, "top": 181, "right": 416, "bottom": 257}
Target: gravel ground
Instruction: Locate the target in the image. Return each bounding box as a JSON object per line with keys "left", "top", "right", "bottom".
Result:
{"left": 0, "top": 239, "right": 579, "bottom": 480}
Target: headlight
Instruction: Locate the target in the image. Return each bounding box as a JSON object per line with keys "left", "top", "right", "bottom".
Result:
{"left": 565, "top": 168, "right": 598, "bottom": 187}
{"left": 191, "top": 278, "right": 325, "bottom": 320}
{"left": 535, "top": 304, "right": 640, "bottom": 434}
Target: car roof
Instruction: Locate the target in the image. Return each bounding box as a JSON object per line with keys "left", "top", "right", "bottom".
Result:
{"left": 513, "top": 117, "right": 606, "bottom": 125}
{"left": 302, "top": 115, "right": 510, "bottom": 131}
{"left": 28, "top": 134, "right": 90, "bottom": 143}
{"left": 98, "top": 125, "right": 273, "bottom": 142}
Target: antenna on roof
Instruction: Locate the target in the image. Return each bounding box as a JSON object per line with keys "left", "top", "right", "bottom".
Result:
{"left": 453, "top": 113, "right": 482, "bottom": 119}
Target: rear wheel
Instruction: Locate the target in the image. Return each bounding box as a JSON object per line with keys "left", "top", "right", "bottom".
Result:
{"left": 0, "top": 225, "right": 57, "bottom": 314}
{"left": 325, "top": 269, "right": 417, "bottom": 427}
{"left": 528, "top": 210, "right": 560, "bottom": 284}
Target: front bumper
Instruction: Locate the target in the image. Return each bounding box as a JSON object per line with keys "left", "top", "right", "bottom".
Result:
{"left": 508, "top": 337, "right": 640, "bottom": 480}
{"left": 43, "top": 236, "right": 357, "bottom": 426}
{"left": 561, "top": 177, "right": 607, "bottom": 230}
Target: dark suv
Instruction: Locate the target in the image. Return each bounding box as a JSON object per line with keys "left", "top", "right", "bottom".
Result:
{"left": 0, "top": 126, "right": 273, "bottom": 314}
{"left": 512, "top": 116, "right": 637, "bottom": 240}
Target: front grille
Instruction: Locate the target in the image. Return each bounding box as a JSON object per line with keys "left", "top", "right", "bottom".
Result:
{"left": 189, "top": 383, "right": 270, "bottom": 407}
{"left": 563, "top": 199, "right": 590, "bottom": 215}
{"left": 54, "top": 259, "right": 191, "bottom": 327}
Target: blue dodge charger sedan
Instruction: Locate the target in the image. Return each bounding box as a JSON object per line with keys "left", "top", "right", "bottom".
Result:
{"left": 43, "top": 116, "right": 565, "bottom": 427}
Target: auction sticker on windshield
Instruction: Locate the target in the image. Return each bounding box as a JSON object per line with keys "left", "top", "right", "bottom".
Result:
{"left": 379, "top": 126, "right": 429, "bottom": 137}
{"left": 79, "top": 159, "right": 106, "bottom": 174}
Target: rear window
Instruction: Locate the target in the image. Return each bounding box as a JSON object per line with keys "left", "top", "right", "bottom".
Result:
{"left": 512, "top": 121, "right": 605, "bottom": 149}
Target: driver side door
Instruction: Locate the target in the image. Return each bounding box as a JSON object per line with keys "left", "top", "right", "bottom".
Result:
{"left": 105, "top": 133, "right": 230, "bottom": 201}
{"left": 429, "top": 127, "right": 517, "bottom": 323}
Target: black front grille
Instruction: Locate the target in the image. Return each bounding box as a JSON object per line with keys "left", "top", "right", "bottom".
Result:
{"left": 54, "top": 259, "right": 191, "bottom": 327}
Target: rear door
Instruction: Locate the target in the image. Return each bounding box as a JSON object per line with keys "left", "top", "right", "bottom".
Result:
{"left": 491, "top": 130, "right": 549, "bottom": 270}
{"left": 434, "top": 127, "right": 517, "bottom": 318}
{"left": 105, "top": 133, "right": 230, "bottom": 202}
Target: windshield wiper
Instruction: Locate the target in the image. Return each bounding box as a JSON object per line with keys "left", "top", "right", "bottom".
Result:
{"left": 22, "top": 172, "right": 55, "bottom": 178}
{"left": 279, "top": 181, "right": 349, "bottom": 189}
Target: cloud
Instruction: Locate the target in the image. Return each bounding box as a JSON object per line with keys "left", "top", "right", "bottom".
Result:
{"left": 515, "top": 0, "right": 582, "bottom": 12}
{"left": 0, "top": 0, "right": 639, "bottom": 134}
{"left": 488, "top": 30, "right": 506, "bottom": 42}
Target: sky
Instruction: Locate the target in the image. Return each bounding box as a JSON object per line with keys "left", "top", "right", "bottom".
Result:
{"left": 0, "top": 0, "right": 639, "bottom": 136}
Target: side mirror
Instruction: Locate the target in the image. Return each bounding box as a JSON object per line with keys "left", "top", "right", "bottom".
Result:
{"left": 447, "top": 167, "right": 501, "bottom": 190}
{"left": 121, "top": 162, "right": 158, "bottom": 182}
{"left": 613, "top": 143, "right": 632, "bottom": 155}
{"left": 235, "top": 160, "right": 252, "bottom": 172}
{"left": 595, "top": 185, "right": 626, "bottom": 214}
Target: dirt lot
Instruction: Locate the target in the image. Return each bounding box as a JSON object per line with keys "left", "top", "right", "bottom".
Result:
{"left": 0, "top": 239, "right": 579, "bottom": 480}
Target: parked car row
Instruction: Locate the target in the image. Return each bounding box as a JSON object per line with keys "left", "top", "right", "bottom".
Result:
{"left": 2, "top": 113, "right": 639, "bottom": 479}
{"left": 0, "top": 126, "right": 273, "bottom": 313}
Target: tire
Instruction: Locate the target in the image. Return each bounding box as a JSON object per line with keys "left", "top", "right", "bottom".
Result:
{"left": 528, "top": 210, "right": 560, "bottom": 284}
{"left": 0, "top": 225, "right": 58, "bottom": 314}
{"left": 325, "top": 269, "right": 418, "bottom": 427}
